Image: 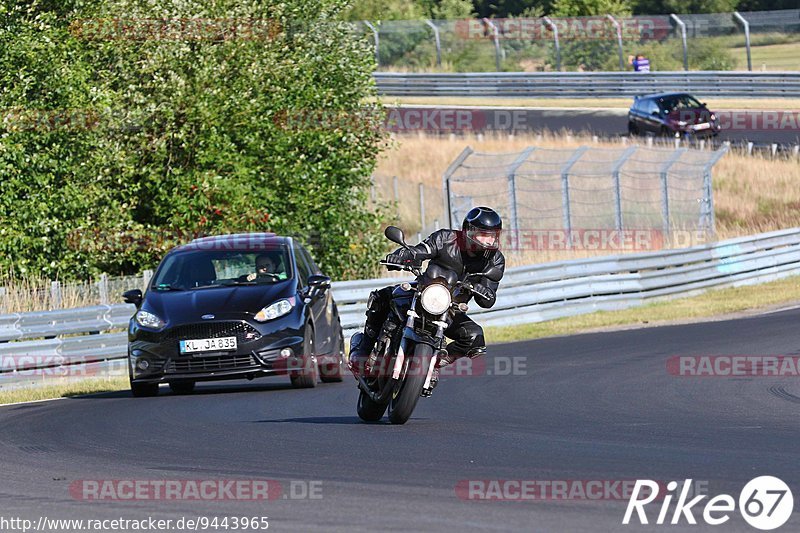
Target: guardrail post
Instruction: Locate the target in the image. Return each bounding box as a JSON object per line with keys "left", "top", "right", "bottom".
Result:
{"left": 506, "top": 147, "right": 535, "bottom": 239}
{"left": 670, "top": 14, "right": 688, "bottom": 71}
{"left": 542, "top": 17, "right": 562, "bottom": 72}
{"left": 659, "top": 148, "right": 686, "bottom": 244}
{"left": 50, "top": 281, "right": 61, "bottom": 310}
{"left": 424, "top": 19, "right": 442, "bottom": 67}
{"left": 733, "top": 12, "right": 752, "bottom": 72}
{"left": 0, "top": 287, "right": 5, "bottom": 314}
{"left": 701, "top": 145, "right": 729, "bottom": 238}
{"left": 560, "top": 147, "right": 588, "bottom": 248}
{"left": 610, "top": 146, "right": 637, "bottom": 231}
{"left": 442, "top": 147, "right": 474, "bottom": 228}
{"left": 98, "top": 273, "right": 109, "bottom": 305}
{"left": 483, "top": 18, "right": 502, "bottom": 71}
{"left": 606, "top": 15, "right": 624, "bottom": 71}
{"left": 363, "top": 21, "right": 380, "bottom": 66}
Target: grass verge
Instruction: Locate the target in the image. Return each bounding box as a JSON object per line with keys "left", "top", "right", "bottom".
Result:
{"left": 0, "top": 375, "right": 129, "bottom": 406}
{"left": 487, "top": 274, "right": 800, "bottom": 344}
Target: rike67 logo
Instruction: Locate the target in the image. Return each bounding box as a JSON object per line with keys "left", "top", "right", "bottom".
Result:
{"left": 623, "top": 477, "right": 793, "bottom": 530}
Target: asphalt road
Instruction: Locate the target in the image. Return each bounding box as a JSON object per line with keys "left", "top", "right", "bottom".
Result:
{"left": 390, "top": 105, "right": 800, "bottom": 145}
{"left": 2, "top": 308, "right": 800, "bottom": 532}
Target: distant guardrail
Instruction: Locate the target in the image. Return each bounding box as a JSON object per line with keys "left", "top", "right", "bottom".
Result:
{"left": 374, "top": 72, "right": 800, "bottom": 99}
{"left": 3, "top": 227, "right": 800, "bottom": 383}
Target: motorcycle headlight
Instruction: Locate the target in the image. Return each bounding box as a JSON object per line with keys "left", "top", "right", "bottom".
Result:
{"left": 135, "top": 310, "right": 165, "bottom": 330}
{"left": 420, "top": 284, "right": 451, "bottom": 315}
{"left": 254, "top": 297, "right": 295, "bottom": 322}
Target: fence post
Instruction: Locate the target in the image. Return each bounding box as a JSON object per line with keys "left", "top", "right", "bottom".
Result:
{"left": 670, "top": 14, "right": 688, "bottom": 71}
{"left": 560, "top": 147, "right": 588, "bottom": 248}
{"left": 142, "top": 269, "right": 153, "bottom": 292}
{"left": 659, "top": 148, "right": 687, "bottom": 244}
{"left": 733, "top": 12, "right": 752, "bottom": 72}
{"left": 606, "top": 15, "right": 624, "bottom": 71}
{"left": 542, "top": 17, "right": 562, "bottom": 72}
{"left": 483, "top": 18, "right": 502, "bottom": 71}
{"left": 98, "top": 273, "right": 109, "bottom": 305}
{"left": 506, "top": 147, "right": 536, "bottom": 238}
{"left": 50, "top": 281, "right": 62, "bottom": 310}
{"left": 610, "top": 146, "right": 637, "bottom": 231}
{"left": 424, "top": 19, "right": 442, "bottom": 67}
{"left": 419, "top": 183, "right": 426, "bottom": 235}
{"left": 701, "top": 145, "right": 729, "bottom": 238}
{"left": 442, "top": 147, "right": 474, "bottom": 228}
{"left": 363, "top": 21, "right": 380, "bottom": 66}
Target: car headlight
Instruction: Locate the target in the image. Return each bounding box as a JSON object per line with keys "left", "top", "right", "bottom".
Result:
{"left": 420, "top": 284, "right": 451, "bottom": 315}
{"left": 254, "top": 297, "right": 295, "bottom": 322}
{"left": 135, "top": 310, "right": 165, "bottom": 330}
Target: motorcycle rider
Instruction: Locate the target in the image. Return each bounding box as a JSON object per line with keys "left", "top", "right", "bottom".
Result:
{"left": 349, "top": 206, "right": 505, "bottom": 390}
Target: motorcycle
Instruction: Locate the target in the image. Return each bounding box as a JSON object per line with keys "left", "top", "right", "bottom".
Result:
{"left": 354, "top": 225, "right": 502, "bottom": 424}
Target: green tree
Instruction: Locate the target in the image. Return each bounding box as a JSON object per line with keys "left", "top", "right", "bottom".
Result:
{"left": 0, "top": 0, "right": 388, "bottom": 280}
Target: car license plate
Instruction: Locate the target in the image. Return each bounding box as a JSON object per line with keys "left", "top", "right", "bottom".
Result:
{"left": 179, "top": 337, "right": 237, "bottom": 354}
{"left": 693, "top": 123, "right": 711, "bottom": 130}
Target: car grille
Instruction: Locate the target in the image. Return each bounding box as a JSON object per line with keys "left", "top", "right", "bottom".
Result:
{"left": 165, "top": 354, "right": 258, "bottom": 374}
{"left": 144, "top": 321, "right": 261, "bottom": 344}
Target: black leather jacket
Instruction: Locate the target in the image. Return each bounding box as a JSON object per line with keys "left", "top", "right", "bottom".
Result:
{"left": 405, "top": 229, "right": 505, "bottom": 309}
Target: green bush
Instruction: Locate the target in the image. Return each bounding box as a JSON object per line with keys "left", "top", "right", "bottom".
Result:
{"left": 0, "top": 0, "right": 388, "bottom": 281}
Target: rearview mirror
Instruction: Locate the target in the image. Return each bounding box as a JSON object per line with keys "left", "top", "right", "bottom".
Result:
{"left": 384, "top": 226, "right": 408, "bottom": 248}
{"left": 122, "top": 289, "right": 143, "bottom": 308}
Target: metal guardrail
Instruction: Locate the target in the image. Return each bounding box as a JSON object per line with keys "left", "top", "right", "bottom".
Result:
{"left": 374, "top": 72, "right": 800, "bottom": 98}
{"left": 3, "top": 227, "right": 800, "bottom": 380}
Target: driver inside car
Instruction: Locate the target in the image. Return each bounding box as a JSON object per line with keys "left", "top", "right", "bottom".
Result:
{"left": 245, "top": 253, "right": 287, "bottom": 282}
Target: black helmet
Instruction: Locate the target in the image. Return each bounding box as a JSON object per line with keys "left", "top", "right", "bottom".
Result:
{"left": 462, "top": 206, "right": 502, "bottom": 252}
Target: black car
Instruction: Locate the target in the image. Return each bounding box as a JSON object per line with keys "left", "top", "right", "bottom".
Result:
{"left": 628, "top": 92, "right": 720, "bottom": 138}
{"left": 122, "top": 233, "right": 345, "bottom": 397}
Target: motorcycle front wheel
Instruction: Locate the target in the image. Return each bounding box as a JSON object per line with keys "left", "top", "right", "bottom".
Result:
{"left": 357, "top": 389, "right": 389, "bottom": 422}
{"left": 387, "top": 343, "right": 433, "bottom": 425}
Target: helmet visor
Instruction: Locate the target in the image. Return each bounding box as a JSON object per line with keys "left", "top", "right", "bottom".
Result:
{"left": 466, "top": 228, "right": 500, "bottom": 250}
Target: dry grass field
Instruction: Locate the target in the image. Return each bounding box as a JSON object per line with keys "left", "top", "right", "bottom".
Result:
{"left": 375, "top": 131, "right": 800, "bottom": 245}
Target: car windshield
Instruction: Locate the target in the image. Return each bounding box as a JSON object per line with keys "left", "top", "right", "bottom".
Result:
{"left": 151, "top": 248, "right": 292, "bottom": 290}
{"left": 659, "top": 95, "right": 702, "bottom": 112}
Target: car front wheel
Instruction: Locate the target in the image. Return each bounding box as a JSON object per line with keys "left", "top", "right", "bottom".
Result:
{"left": 290, "top": 325, "right": 318, "bottom": 388}
{"left": 130, "top": 381, "right": 159, "bottom": 397}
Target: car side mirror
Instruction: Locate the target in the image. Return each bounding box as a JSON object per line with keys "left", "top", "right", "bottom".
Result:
{"left": 308, "top": 274, "right": 331, "bottom": 290}
{"left": 122, "top": 289, "right": 143, "bottom": 308}
{"left": 305, "top": 274, "right": 331, "bottom": 299}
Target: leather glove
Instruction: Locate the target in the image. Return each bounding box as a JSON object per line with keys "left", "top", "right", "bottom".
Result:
{"left": 384, "top": 248, "right": 416, "bottom": 266}
{"left": 471, "top": 282, "right": 494, "bottom": 301}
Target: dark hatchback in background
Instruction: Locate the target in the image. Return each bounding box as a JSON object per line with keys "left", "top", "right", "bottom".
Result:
{"left": 122, "top": 233, "right": 345, "bottom": 397}
{"left": 628, "top": 93, "right": 721, "bottom": 138}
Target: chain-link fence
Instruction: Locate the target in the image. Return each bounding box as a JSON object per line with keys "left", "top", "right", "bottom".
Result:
{"left": 353, "top": 9, "right": 800, "bottom": 72}
{"left": 443, "top": 145, "right": 728, "bottom": 250}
